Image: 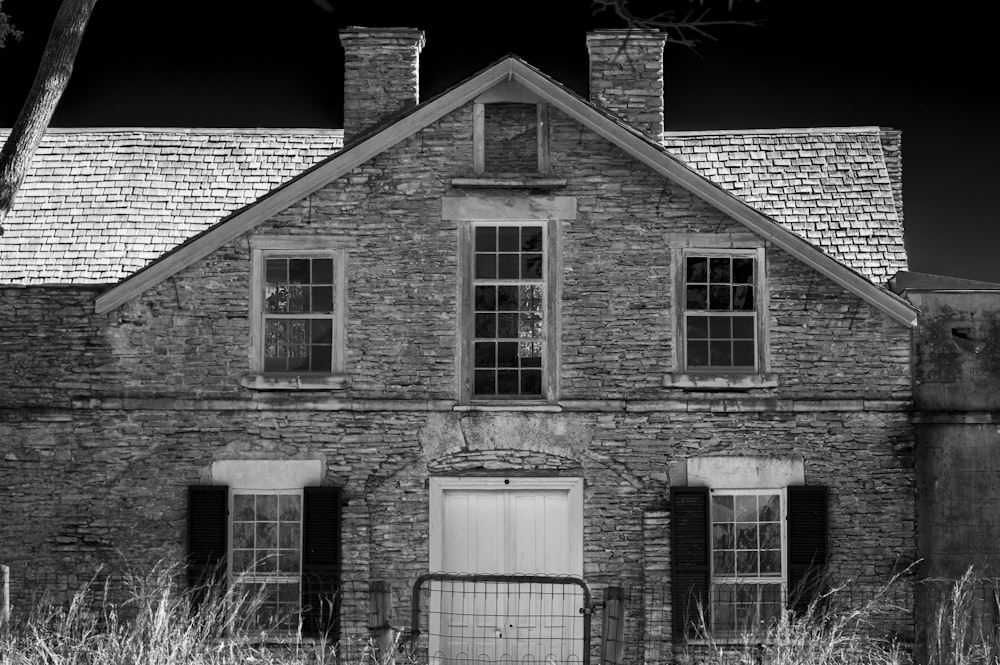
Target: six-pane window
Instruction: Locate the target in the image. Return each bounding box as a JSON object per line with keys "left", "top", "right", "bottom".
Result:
{"left": 263, "top": 257, "right": 335, "bottom": 373}
{"left": 231, "top": 490, "right": 303, "bottom": 630}
{"left": 473, "top": 224, "right": 545, "bottom": 397}
{"left": 684, "top": 255, "right": 757, "bottom": 370}
{"left": 710, "top": 490, "right": 784, "bottom": 634}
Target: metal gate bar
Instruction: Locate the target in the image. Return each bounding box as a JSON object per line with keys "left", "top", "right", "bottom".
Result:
{"left": 411, "top": 573, "right": 594, "bottom": 665}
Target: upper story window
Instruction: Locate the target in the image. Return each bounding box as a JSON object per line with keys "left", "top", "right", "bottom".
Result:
{"left": 243, "top": 237, "right": 349, "bottom": 390}
{"left": 472, "top": 223, "right": 546, "bottom": 398}
{"left": 666, "top": 244, "right": 773, "bottom": 390}
{"left": 684, "top": 254, "right": 757, "bottom": 370}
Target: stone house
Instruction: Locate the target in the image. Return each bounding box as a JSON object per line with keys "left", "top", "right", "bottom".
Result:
{"left": 0, "top": 28, "right": 918, "bottom": 661}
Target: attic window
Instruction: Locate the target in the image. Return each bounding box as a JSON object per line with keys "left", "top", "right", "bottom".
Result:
{"left": 474, "top": 102, "right": 549, "bottom": 174}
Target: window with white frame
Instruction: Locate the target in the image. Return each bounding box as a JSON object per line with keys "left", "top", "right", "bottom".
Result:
{"left": 231, "top": 490, "right": 303, "bottom": 630}
{"left": 248, "top": 239, "right": 347, "bottom": 384}
{"left": 710, "top": 489, "right": 785, "bottom": 634}
{"left": 471, "top": 223, "right": 546, "bottom": 398}
{"left": 681, "top": 251, "right": 761, "bottom": 372}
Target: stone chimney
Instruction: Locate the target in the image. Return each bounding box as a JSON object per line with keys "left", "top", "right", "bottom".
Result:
{"left": 586, "top": 30, "right": 667, "bottom": 140}
{"left": 339, "top": 27, "right": 426, "bottom": 143}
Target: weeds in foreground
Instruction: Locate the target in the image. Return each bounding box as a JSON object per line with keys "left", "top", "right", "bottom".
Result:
{"left": 0, "top": 561, "right": 400, "bottom": 665}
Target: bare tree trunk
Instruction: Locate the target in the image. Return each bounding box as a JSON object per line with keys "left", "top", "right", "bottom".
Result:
{"left": 0, "top": 0, "right": 98, "bottom": 234}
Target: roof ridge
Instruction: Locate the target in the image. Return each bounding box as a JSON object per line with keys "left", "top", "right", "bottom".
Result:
{"left": 663, "top": 126, "right": 885, "bottom": 137}
{"left": 0, "top": 127, "right": 345, "bottom": 135}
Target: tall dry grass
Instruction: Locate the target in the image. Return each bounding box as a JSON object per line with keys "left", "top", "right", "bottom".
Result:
{"left": 0, "top": 561, "right": 399, "bottom": 665}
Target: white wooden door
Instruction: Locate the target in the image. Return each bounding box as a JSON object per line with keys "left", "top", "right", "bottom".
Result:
{"left": 429, "top": 478, "right": 584, "bottom": 665}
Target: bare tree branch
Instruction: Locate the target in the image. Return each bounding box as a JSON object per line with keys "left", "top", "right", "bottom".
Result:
{"left": 592, "top": 0, "right": 764, "bottom": 49}
{"left": 0, "top": 0, "right": 98, "bottom": 234}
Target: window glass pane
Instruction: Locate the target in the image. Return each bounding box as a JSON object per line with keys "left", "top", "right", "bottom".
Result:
{"left": 475, "top": 370, "right": 496, "bottom": 395}
{"left": 475, "top": 285, "right": 496, "bottom": 310}
{"left": 266, "top": 286, "right": 288, "bottom": 313}
{"left": 687, "top": 341, "right": 709, "bottom": 367}
{"left": 498, "top": 226, "right": 519, "bottom": 251}
{"left": 522, "top": 254, "right": 543, "bottom": 279}
{"left": 521, "top": 285, "right": 543, "bottom": 312}
{"left": 713, "top": 523, "right": 734, "bottom": 549}
{"left": 234, "top": 494, "right": 255, "bottom": 521}
{"left": 760, "top": 550, "right": 782, "bottom": 575}
{"left": 710, "top": 340, "right": 731, "bottom": 366}
{"left": 759, "top": 495, "right": 779, "bottom": 522}
{"left": 736, "top": 524, "right": 757, "bottom": 550}
{"left": 256, "top": 495, "right": 278, "bottom": 521}
{"left": 311, "top": 286, "right": 333, "bottom": 313}
{"left": 686, "top": 285, "right": 707, "bottom": 310}
{"left": 521, "top": 226, "right": 542, "bottom": 252}
{"left": 288, "top": 259, "right": 310, "bottom": 284}
{"left": 737, "top": 550, "right": 759, "bottom": 576}
{"left": 497, "top": 370, "right": 519, "bottom": 394}
{"left": 686, "top": 256, "right": 708, "bottom": 283}
{"left": 475, "top": 313, "right": 496, "bottom": 337}
{"left": 759, "top": 523, "right": 780, "bottom": 550}
{"left": 233, "top": 522, "right": 254, "bottom": 549}
{"left": 733, "top": 285, "right": 754, "bottom": 311}
{"left": 309, "top": 346, "right": 331, "bottom": 372}
{"left": 708, "top": 317, "right": 732, "bottom": 338}
{"left": 521, "top": 370, "right": 542, "bottom": 395}
{"left": 279, "top": 551, "right": 300, "bottom": 574}
{"left": 475, "top": 254, "right": 495, "bottom": 279}
{"left": 312, "top": 259, "right": 334, "bottom": 284}
{"left": 687, "top": 316, "right": 708, "bottom": 339}
{"left": 497, "top": 286, "right": 518, "bottom": 311}
{"left": 733, "top": 341, "right": 755, "bottom": 367}
{"left": 279, "top": 522, "right": 300, "bottom": 549}
{"left": 265, "top": 259, "right": 287, "bottom": 284}
{"left": 257, "top": 550, "right": 277, "bottom": 573}
{"left": 520, "top": 341, "right": 543, "bottom": 366}
{"left": 497, "top": 342, "right": 519, "bottom": 368}
{"left": 520, "top": 313, "right": 543, "bottom": 340}
{"left": 257, "top": 522, "right": 277, "bottom": 549}
{"left": 497, "top": 313, "right": 518, "bottom": 338}
{"left": 712, "top": 495, "right": 734, "bottom": 522}
{"left": 475, "top": 226, "right": 496, "bottom": 251}
{"left": 710, "top": 257, "right": 731, "bottom": 283}
{"left": 732, "top": 258, "right": 754, "bottom": 283}
{"left": 497, "top": 254, "right": 519, "bottom": 279}
{"left": 709, "top": 285, "right": 731, "bottom": 311}
{"left": 735, "top": 495, "right": 757, "bottom": 522}
{"left": 713, "top": 551, "right": 735, "bottom": 576}
{"left": 474, "top": 342, "right": 496, "bottom": 368}
{"left": 732, "top": 317, "right": 755, "bottom": 339}
{"left": 233, "top": 549, "right": 254, "bottom": 573}
{"left": 311, "top": 319, "right": 333, "bottom": 344}
{"left": 279, "top": 494, "right": 301, "bottom": 521}
{"left": 287, "top": 285, "right": 309, "bottom": 313}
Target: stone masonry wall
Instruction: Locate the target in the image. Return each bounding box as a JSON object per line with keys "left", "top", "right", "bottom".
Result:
{"left": 0, "top": 99, "right": 915, "bottom": 647}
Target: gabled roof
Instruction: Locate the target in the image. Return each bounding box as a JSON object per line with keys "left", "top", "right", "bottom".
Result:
{"left": 0, "top": 57, "right": 916, "bottom": 326}
{"left": 664, "top": 128, "right": 906, "bottom": 285}
{"left": 0, "top": 128, "right": 342, "bottom": 283}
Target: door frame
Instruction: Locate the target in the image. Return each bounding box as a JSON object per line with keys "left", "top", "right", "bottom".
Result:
{"left": 428, "top": 476, "right": 584, "bottom": 574}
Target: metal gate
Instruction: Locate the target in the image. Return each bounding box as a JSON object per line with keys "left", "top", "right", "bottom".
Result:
{"left": 409, "top": 573, "right": 594, "bottom": 665}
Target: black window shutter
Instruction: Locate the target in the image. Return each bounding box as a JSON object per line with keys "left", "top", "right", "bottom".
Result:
{"left": 787, "top": 485, "right": 828, "bottom": 615}
{"left": 188, "top": 485, "right": 228, "bottom": 610}
{"left": 302, "top": 486, "right": 343, "bottom": 638}
{"left": 671, "top": 486, "right": 710, "bottom": 641}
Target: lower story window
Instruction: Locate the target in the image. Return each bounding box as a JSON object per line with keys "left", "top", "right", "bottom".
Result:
{"left": 187, "top": 484, "right": 342, "bottom": 637}
{"left": 710, "top": 490, "right": 785, "bottom": 634}
{"left": 231, "top": 491, "right": 302, "bottom": 630}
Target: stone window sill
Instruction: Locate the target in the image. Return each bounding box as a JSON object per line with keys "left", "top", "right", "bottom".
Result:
{"left": 240, "top": 374, "right": 350, "bottom": 391}
{"left": 451, "top": 176, "right": 567, "bottom": 188}
{"left": 663, "top": 372, "right": 778, "bottom": 391}
{"left": 455, "top": 402, "right": 562, "bottom": 413}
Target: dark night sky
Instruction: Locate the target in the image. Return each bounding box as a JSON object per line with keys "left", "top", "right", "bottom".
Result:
{"left": 1, "top": 0, "right": 996, "bottom": 282}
